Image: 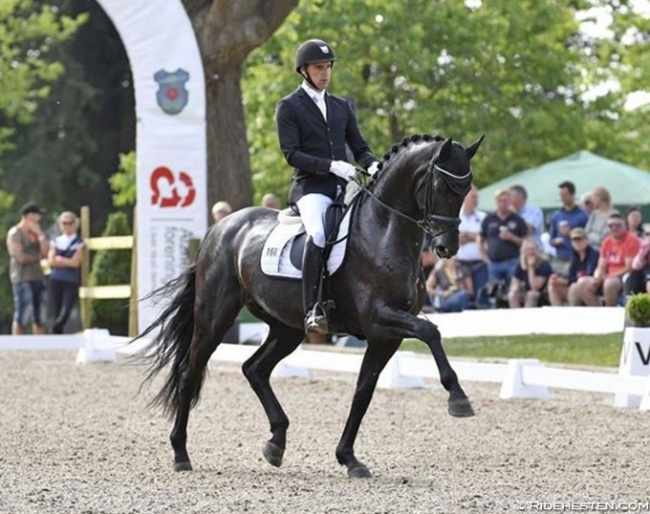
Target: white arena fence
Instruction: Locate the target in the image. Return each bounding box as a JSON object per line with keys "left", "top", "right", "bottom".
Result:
{"left": 1, "top": 306, "right": 649, "bottom": 412}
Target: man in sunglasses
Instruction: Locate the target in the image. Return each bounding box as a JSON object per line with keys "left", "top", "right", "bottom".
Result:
{"left": 570, "top": 212, "right": 640, "bottom": 306}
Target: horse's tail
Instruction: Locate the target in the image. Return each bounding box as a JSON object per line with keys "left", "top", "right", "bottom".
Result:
{"left": 132, "top": 263, "right": 199, "bottom": 419}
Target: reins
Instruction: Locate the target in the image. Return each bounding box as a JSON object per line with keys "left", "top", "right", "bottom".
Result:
{"left": 353, "top": 161, "right": 471, "bottom": 239}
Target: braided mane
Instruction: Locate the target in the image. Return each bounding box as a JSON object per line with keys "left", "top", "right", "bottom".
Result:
{"left": 372, "top": 133, "right": 444, "bottom": 176}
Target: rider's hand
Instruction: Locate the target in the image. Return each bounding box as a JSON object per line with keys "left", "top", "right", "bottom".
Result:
{"left": 330, "top": 160, "right": 356, "bottom": 182}
{"left": 368, "top": 161, "right": 380, "bottom": 176}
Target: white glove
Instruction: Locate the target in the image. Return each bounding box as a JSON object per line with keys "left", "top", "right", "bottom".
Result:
{"left": 330, "top": 160, "right": 356, "bottom": 182}
{"left": 368, "top": 161, "right": 380, "bottom": 176}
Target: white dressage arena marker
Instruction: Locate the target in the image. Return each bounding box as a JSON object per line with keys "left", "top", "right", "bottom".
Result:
{"left": 500, "top": 359, "right": 550, "bottom": 400}
{"left": 615, "top": 327, "right": 650, "bottom": 408}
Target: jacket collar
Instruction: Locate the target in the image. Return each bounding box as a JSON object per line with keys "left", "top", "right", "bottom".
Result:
{"left": 296, "top": 86, "right": 328, "bottom": 123}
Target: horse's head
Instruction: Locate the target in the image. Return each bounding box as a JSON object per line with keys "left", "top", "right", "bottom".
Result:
{"left": 415, "top": 135, "right": 484, "bottom": 258}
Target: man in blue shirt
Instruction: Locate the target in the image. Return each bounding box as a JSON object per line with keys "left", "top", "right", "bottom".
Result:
{"left": 478, "top": 190, "right": 528, "bottom": 288}
{"left": 509, "top": 185, "right": 544, "bottom": 247}
{"left": 549, "top": 181, "right": 588, "bottom": 275}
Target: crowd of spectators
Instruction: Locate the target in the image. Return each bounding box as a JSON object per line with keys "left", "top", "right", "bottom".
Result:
{"left": 424, "top": 181, "right": 646, "bottom": 313}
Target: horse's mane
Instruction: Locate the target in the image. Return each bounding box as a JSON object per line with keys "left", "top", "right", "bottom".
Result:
{"left": 370, "top": 134, "right": 445, "bottom": 185}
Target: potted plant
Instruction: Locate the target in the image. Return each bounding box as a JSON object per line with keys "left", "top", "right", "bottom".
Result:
{"left": 625, "top": 293, "right": 650, "bottom": 327}
{"left": 615, "top": 293, "right": 650, "bottom": 408}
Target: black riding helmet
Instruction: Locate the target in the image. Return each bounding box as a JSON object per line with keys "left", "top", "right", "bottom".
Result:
{"left": 294, "top": 39, "right": 336, "bottom": 74}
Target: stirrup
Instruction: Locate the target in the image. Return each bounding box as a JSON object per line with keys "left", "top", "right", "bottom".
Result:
{"left": 304, "top": 305, "right": 328, "bottom": 335}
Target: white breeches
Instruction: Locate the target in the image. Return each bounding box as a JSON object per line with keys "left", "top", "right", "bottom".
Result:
{"left": 296, "top": 193, "right": 333, "bottom": 249}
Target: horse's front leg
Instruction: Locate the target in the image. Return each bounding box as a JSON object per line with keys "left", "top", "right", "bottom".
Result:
{"left": 336, "top": 339, "right": 401, "bottom": 479}
{"left": 374, "top": 307, "right": 474, "bottom": 417}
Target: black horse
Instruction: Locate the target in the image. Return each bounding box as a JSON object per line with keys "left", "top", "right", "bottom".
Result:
{"left": 136, "top": 134, "right": 484, "bottom": 478}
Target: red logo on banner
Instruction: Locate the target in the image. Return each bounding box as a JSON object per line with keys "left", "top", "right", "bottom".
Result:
{"left": 150, "top": 166, "right": 196, "bottom": 208}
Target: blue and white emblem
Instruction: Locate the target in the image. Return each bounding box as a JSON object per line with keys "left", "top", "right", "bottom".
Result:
{"left": 154, "top": 69, "right": 190, "bottom": 115}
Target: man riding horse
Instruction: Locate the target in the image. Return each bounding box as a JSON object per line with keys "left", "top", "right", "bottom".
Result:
{"left": 135, "top": 37, "right": 483, "bottom": 477}
{"left": 275, "top": 38, "right": 380, "bottom": 336}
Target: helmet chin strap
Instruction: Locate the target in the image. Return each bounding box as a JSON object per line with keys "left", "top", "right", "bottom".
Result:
{"left": 301, "top": 68, "right": 322, "bottom": 92}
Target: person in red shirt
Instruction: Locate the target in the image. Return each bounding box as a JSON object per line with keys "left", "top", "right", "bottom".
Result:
{"left": 625, "top": 224, "right": 650, "bottom": 295}
{"left": 570, "top": 212, "right": 640, "bottom": 306}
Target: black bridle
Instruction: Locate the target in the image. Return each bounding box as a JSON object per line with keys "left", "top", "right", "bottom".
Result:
{"left": 355, "top": 162, "right": 472, "bottom": 239}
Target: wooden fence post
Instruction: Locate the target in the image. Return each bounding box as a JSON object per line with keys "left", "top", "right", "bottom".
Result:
{"left": 80, "top": 206, "right": 91, "bottom": 330}
{"left": 79, "top": 206, "right": 136, "bottom": 334}
{"left": 128, "top": 210, "right": 138, "bottom": 338}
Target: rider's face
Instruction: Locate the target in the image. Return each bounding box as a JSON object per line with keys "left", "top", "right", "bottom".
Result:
{"left": 303, "top": 61, "right": 332, "bottom": 91}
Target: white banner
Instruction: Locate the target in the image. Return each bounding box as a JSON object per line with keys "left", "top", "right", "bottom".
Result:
{"left": 96, "top": 0, "right": 207, "bottom": 333}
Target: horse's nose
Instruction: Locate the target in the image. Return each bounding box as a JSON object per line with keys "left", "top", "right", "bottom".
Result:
{"left": 435, "top": 245, "right": 450, "bottom": 259}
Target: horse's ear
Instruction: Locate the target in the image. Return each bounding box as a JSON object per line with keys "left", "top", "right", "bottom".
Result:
{"left": 465, "top": 135, "right": 485, "bottom": 160}
{"left": 436, "top": 137, "right": 453, "bottom": 162}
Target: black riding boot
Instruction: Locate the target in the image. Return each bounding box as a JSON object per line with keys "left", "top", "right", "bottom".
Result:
{"left": 302, "top": 237, "right": 328, "bottom": 335}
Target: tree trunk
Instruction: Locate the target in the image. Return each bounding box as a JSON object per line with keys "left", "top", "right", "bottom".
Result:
{"left": 205, "top": 62, "right": 252, "bottom": 210}
{"left": 182, "top": 0, "right": 299, "bottom": 212}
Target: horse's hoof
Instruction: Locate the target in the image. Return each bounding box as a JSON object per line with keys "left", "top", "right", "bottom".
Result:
{"left": 448, "top": 398, "right": 475, "bottom": 418}
{"left": 348, "top": 465, "right": 373, "bottom": 479}
{"left": 173, "top": 460, "right": 193, "bottom": 472}
{"left": 263, "top": 441, "right": 284, "bottom": 467}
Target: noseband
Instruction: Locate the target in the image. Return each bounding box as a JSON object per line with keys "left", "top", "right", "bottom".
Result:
{"left": 358, "top": 162, "right": 472, "bottom": 240}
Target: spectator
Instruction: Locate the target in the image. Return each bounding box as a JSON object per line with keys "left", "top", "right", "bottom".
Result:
{"left": 425, "top": 256, "right": 473, "bottom": 312}
{"left": 625, "top": 206, "right": 644, "bottom": 238}
{"left": 6, "top": 202, "right": 50, "bottom": 335}
{"left": 548, "top": 181, "right": 588, "bottom": 275}
{"left": 508, "top": 184, "right": 544, "bottom": 246}
{"left": 625, "top": 224, "right": 650, "bottom": 296}
{"left": 457, "top": 185, "right": 488, "bottom": 293}
{"left": 570, "top": 212, "right": 640, "bottom": 306}
{"left": 508, "top": 237, "right": 553, "bottom": 308}
{"left": 211, "top": 201, "right": 232, "bottom": 225}
{"left": 47, "top": 212, "right": 84, "bottom": 334}
{"left": 262, "top": 193, "right": 281, "bottom": 210}
{"left": 547, "top": 227, "right": 599, "bottom": 306}
{"left": 478, "top": 189, "right": 528, "bottom": 288}
{"left": 584, "top": 186, "right": 615, "bottom": 250}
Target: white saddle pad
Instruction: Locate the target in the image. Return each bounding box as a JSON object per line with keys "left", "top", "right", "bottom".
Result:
{"left": 260, "top": 207, "right": 352, "bottom": 279}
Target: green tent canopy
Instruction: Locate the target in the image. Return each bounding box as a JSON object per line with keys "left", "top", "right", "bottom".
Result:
{"left": 478, "top": 151, "right": 650, "bottom": 211}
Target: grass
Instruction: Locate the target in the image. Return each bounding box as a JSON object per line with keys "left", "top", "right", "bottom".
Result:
{"left": 399, "top": 332, "right": 623, "bottom": 368}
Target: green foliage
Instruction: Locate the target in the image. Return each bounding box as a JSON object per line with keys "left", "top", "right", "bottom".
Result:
{"left": 625, "top": 293, "right": 650, "bottom": 328}
{"left": 0, "top": 1, "right": 86, "bottom": 155}
{"left": 109, "top": 152, "right": 136, "bottom": 208}
{"left": 400, "top": 332, "right": 622, "bottom": 367}
{"left": 89, "top": 212, "right": 131, "bottom": 335}
{"left": 243, "top": 0, "right": 650, "bottom": 196}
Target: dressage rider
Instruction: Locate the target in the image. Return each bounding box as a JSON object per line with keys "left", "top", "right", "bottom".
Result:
{"left": 276, "top": 38, "right": 380, "bottom": 335}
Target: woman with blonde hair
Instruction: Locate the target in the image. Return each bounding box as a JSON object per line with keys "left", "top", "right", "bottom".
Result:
{"left": 47, "top": 211, "right": 84, "bottom": 333}
{"left": 584, "top": 186, "right": 615, "bottom": 250}
{"left": 425, "top": 256, "right": 473, "bottom": 312}
{"left": 508, "top": 237, "right": 553, "bottom": 308}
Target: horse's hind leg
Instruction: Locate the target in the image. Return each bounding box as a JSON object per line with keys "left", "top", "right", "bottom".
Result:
{"left": 242, "top": 321, "right": 304, "bottom": 468}
{"left": 170, "top": 287, "right": 242, "bottom": 472}
{"left": 336, "top": 339, "right": 401, "bottom": 478}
